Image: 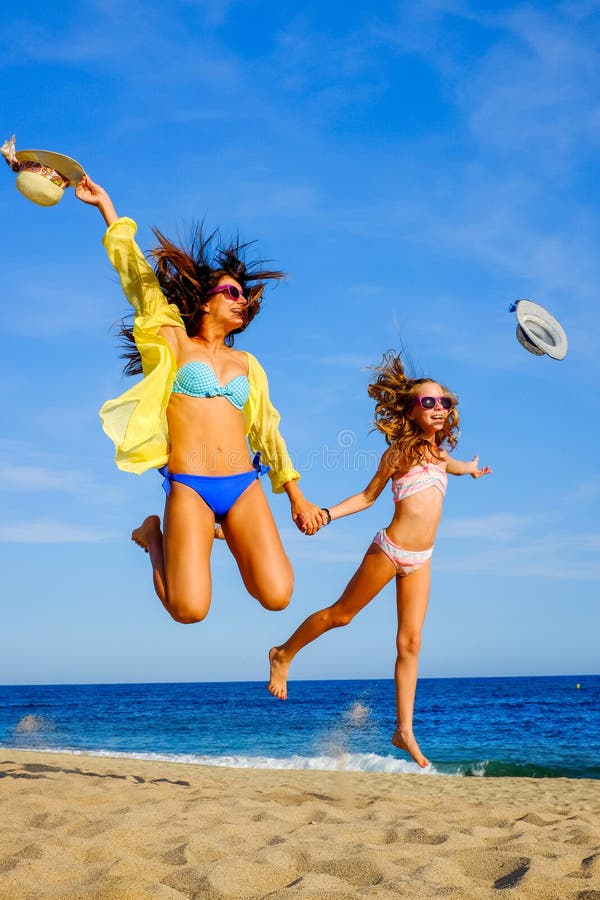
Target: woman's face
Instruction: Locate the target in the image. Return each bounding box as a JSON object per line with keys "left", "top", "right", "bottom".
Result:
{"left": 204, "top": 275, "right": 248, "bottom": 330}
{"left": 409, "top": 381, "right": 452, "bottom": 436}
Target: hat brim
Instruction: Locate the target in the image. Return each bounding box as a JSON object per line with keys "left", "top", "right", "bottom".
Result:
{"left": 15, "top": 149, "right": 85, "bottom": 186}
{"left": 514, "top": 299, "right": 568, "bottom": 360}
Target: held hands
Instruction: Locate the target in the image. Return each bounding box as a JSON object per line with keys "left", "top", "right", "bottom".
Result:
{"left": 469, "top": 455, "right": 492, "bottom": 479}
{"left": 292, "top": 499, "right": 328, "bottom": 536}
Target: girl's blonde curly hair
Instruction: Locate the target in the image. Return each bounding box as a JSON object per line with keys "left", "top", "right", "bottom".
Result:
{"left": 368, "top": 352, "right": 459, "bottom": 468}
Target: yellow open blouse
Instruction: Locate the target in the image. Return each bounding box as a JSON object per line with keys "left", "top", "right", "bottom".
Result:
{"left": 99, "top": 218, "right": 300, "bottom": 493}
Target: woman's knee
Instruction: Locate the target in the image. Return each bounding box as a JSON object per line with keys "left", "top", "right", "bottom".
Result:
{"left": 256, "top": 576, "right": 293, "bottom": 611}
{"left": 396, "top": 631, "right": 422, "bottom": 657}
{"left": 167, "top": 590, "right": 211, "bottom": 624}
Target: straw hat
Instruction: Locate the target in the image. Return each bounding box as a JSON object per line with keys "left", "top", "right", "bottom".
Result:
{"left": 1, "top": 135, "right": 85, "bottom": 207}
{"left": 511, "top": 299, "right": 568, "bottom": 360}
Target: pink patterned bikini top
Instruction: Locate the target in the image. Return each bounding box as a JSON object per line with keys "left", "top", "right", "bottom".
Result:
{"left": 391, "top": 463, "right": 448, "bottom": 504}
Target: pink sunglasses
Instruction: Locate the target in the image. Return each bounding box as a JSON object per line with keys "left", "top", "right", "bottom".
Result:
{"left": 205, "top": 284, "right": 247, "bottom": 303}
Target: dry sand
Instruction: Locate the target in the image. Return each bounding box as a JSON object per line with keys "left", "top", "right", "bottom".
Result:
{"left": 0, "top": 749, "right": 598, "bottom": 899}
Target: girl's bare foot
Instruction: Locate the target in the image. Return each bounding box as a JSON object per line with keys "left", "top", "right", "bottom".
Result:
{"left": 131, "top": 515, "right": 161, "bottom": 553}
{"left": 268, "top": 647, "right": 290, "bottom": 700}
{"left": 391, "top": 728, "right": 429, "bottom": 768}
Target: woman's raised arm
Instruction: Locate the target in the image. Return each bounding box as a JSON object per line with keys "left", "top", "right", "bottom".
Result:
{"left": 75, "top": 175, "right": 118, "bottom": 227}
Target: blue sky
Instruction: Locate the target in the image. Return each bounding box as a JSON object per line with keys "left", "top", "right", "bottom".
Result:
{"left": 1, "top": 0, "right": 598, "bottom": 685}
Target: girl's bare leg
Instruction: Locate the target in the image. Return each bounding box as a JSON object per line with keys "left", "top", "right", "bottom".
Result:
{"left": 131, "top": 482, "right": 215, "bottom": 623}
{"left": 268, "top": 544, "right": 396, "bottom": 699}
{"left": 391, "top": 561, "right": 431, "bottom": 767}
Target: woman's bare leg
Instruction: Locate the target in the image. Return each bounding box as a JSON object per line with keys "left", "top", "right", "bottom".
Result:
{"left": 267, "top": 544, "right": 396, "bottom": 699}
{"left": 220, "top": 479, "right": 294, "bottom": 611}
{"left": 391, "top": 561, "right": 431, "bottom": 767}
{"left": 132, "top": 515, "right": 167, "bottom": 603}
{"left": 131, "top": 482, "right": 215, "bottom": 623}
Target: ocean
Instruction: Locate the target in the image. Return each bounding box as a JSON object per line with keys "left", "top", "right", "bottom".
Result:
{"left": 1, "top": 675, "right": 598, "bottom": 779}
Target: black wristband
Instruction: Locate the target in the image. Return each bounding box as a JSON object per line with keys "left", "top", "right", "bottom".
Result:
{"left": 322, "top": 508, "right": 332, "bottom": 525}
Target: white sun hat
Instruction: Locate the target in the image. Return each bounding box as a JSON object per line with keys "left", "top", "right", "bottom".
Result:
{"left": 511, "top": 299, "right": 568, "bottom": 360}
{"left": 2, "top": 135, "right": 85, "bottom": 207}
{"left": 515, "top": 324, "right": 544, "bottom": 356}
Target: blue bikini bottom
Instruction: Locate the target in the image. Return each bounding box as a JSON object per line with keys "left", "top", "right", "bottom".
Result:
{"left": 159, "top": 453, "right": 270, "bottom": 521}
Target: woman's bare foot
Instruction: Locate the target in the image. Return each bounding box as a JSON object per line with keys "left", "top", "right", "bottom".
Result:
{"left": 391, "top": 728, "right": 429, "bottom": 768}
{"left": 131, "top": 515, "right": 162, "bottom": 553}
{"left": 268, "top": 647, "right": 291, "bottom": 700}
{"left": 214, "top": 524, "right": 225, "bottom": 540}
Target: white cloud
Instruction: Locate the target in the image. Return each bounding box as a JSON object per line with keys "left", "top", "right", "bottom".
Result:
{"left": 281, "top": 509, "right": 600, "bottom": 581}
{"left": 0, "top": 519, "right": 116, "bottom": 543}
{"left": 0, "top": 276, "right": 111, "bottom": 338}
{"left": 280, "top": 525, "right": 368, "bottom": 564}
{"left": 2, "top": 466, "right": 75, "bottom": 492}
{"left": 465, "top": 6, "right": 600, "bottom": 160}
{"left": 436, "top": 530, "right": 600, "bottom": 580}
{"left": 359, "top": 2, "right": 600, "bottom": 341}
{"left": 0, "top": 442, "right": 121, "bottom": 505}
{"left": 562, "top": 479, "right": 600, "bottom": 506}
{"left": 439, "top": 513, "right": 534, "bottom": 541}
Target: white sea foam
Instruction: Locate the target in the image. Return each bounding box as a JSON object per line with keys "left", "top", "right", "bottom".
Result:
{"left": 1, "top": 745, "right": 445, "bottom": 775}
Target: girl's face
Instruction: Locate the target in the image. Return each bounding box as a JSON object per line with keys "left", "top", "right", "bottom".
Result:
{"left": 204, "top": 275, "right": 248, "bottom": 329}
{"left": 409, "top": 381, "right": 452, "bottom": 436}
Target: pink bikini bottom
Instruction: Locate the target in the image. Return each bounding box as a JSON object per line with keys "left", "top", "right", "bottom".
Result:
{"left": 372, "top": 529, "right": 433, "bottom": 576}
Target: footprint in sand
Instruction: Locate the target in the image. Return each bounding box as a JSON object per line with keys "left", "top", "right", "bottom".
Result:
{"left": 162, "top": 868, "right": 208, "bottom": 896}
{"left": 307, "top": 856, "right": 384, "bottom": 888}
{"left": 10, "top": 844, "right": 44, "bottom": 866}
{"left": 458, "top": 851, "right": 531, "bottom": 891}
{"left": 517, "top": 812, "right": 558, "bottom": 826}
{"left": 403, "top": 827, "right": 448, "bottom": 845}
{"left": 267, "top": 835, "right": 286, "bottom": 846}
{"left": 27, "top": 812, "right": 67, "bottom": 830}
{"left": 580, "top": 852, "right": 600, "bottom": 878}
{"left": 161, "top": 843, "right": 188, "bottom": 866}
{"left": 0, "top": 857, "right": 18, "bottom": 874}
{"left": 493, "top": 858, "right": 530, "bottom": 890}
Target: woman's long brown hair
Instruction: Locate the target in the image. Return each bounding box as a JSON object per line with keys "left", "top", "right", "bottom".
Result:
{"left": 120, "top": 225, "right": 285, "bottom": 376}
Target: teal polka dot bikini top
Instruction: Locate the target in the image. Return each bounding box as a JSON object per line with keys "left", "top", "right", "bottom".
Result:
{"left": 171, "top": 361, "right": 250, "bottom": 410}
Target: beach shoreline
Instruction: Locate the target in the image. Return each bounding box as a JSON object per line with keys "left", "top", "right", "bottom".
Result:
{"left": 1, "top": 749, "right": 598, "bottom": 899}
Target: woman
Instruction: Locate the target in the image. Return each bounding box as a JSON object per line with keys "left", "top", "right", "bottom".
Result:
{"left": 268, "top": 353, "right": 491, "bottom": 767}
{"left": 76, "top": 176, "right": 325, "bottom": 624}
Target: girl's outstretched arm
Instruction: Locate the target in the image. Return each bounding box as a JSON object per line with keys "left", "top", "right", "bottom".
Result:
{"left": 326, "top": 447, "right": 396, "bottom": 522}
{"left": 446, "top": 455, "right": 492, "bottom": 478}
{"left": 75, "top": 175, "right": 118, "bottom": 227}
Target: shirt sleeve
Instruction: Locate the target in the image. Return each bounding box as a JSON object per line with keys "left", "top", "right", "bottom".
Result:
{"left": 99, "top": 217, "right": 183, "bottom": 474}
{"left": 245, "top": 354, "right": 300, "bottom": 493}
{"left": 102, "top": 217, "right": 184, "bottom": 328}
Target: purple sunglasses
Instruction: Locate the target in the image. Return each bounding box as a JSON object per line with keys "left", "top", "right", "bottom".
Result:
{"left": 205, "top": 283, "right": 246, "bottom": 302}
{"left": 415, "top": 395, "right": 453, "bottom": 410}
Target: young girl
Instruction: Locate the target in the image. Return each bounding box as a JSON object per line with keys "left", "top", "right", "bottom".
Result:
{"left": 268, "top": 353, "right": 491, "bottom": 768}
